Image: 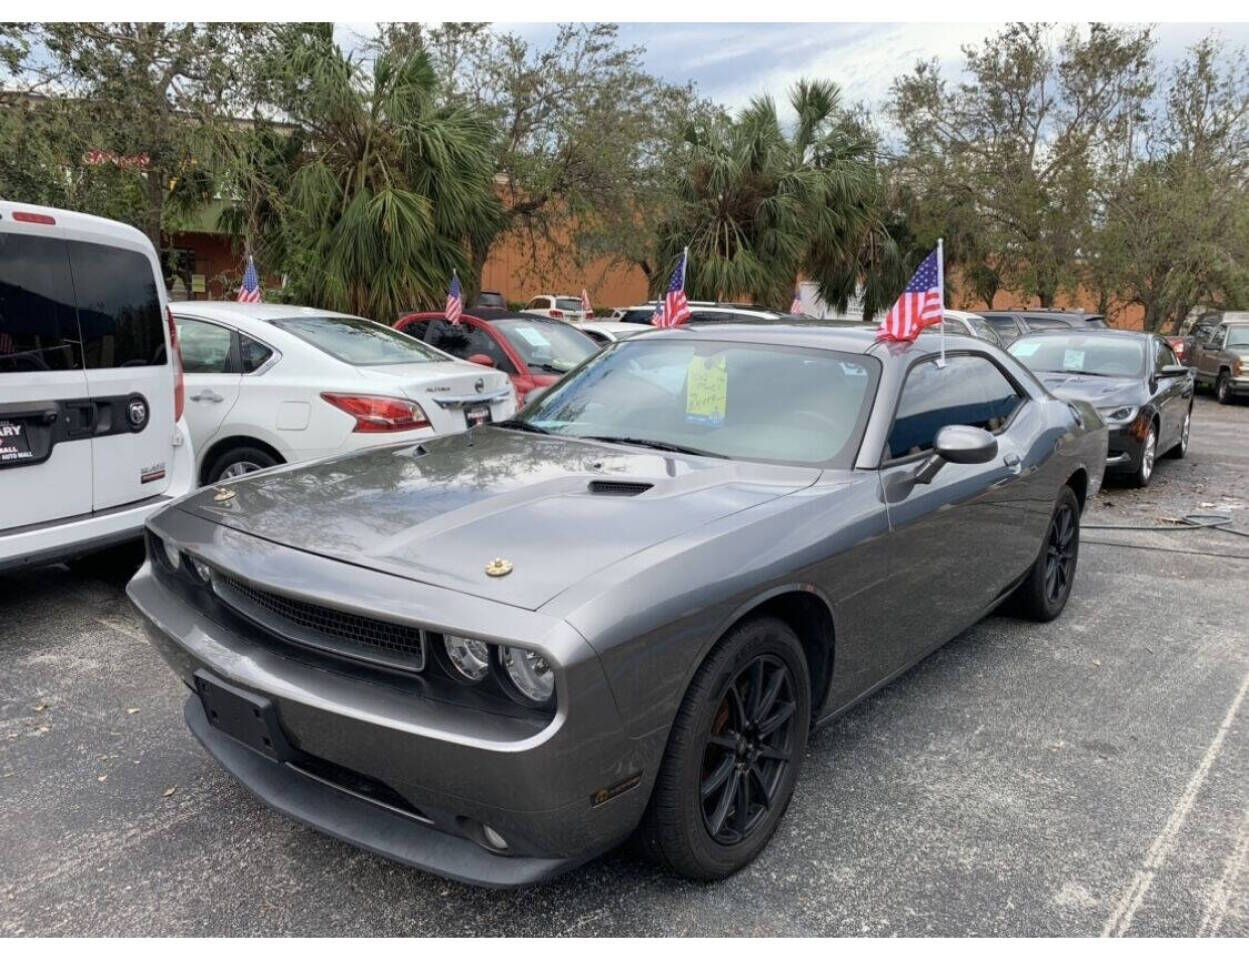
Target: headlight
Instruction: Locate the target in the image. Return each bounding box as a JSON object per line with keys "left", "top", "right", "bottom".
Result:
{"left": 443, "top": 634, "right": 491, "bottom": 683}
{"left": 499, "top": 646, "right": 555, "bottom": 704}
{"left": 1097, "top": 405, "right": 1139, "bottom": 424}
{"left": 158, "top": 534, "right": 181, "bottom": 571}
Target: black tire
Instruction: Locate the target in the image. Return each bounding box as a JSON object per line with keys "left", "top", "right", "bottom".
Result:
{"left": 1011, "top": 486, "right": 1081, "bottom": 622}
{"left": 205, "top": 445, "right": 279, "bottom": 485}
{"left": 636, "top": 616, "right": 811, "bottom": 881}
{"left": 1130, "top": 422, "right": 1158, "bottom": 488}
{"left": 1166, "top": 405, "right": 1192, "bottom": 459}
{"left": 1216, "top": 372, "right": 1233, "bottom": 405}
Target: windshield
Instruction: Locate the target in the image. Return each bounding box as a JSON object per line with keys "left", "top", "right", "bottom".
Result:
{"left": 1226, "top": 326, "right": 1249, "bottom": 348}
{"left": 1009, "top": 334, "right": 1146, "bottom": 378}
{"left": 617, "top": 308, "right": 658, "bottom": 325}
{"left": 492, "top": 318, "right": 598, "bottom": 373}
{"left": 272, "top": 316, "right": 447, "bottom": 366}
{"left": 510, "top": 338, "right": 880, "bottom": 466}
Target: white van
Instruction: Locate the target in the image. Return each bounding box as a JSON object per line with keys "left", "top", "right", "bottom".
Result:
{"left": 0, "top": 201, "right": 194, "bottom": 571}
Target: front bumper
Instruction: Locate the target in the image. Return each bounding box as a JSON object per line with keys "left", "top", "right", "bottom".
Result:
{"left": 126, "top": 511, "right": 655, "bottom": 886}
{"left": 1104, "top": 423, "right": 1145, "bottom": 473}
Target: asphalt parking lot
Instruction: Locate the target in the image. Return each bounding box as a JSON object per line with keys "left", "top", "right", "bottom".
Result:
{"left": 2, "top": 395, "right": 1248, "bottom": 936}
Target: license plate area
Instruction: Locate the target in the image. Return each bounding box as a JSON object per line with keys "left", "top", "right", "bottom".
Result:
{"left": 194, "top": 670, "right": 294, "bottom": 762}
{"left": 464, "top": 403, "right": 493, "bottom": 427}
{"left": 0, "top": 418, "right": 32, "bottom": 464}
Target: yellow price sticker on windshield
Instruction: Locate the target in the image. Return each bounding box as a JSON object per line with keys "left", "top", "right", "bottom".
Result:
{"left": 686, "top": 354, "right": 728, "bottom": 425}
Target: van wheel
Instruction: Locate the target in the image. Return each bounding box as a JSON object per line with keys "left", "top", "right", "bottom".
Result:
{"left": 636, "top": 616, "right": 810, "bottom": 880}
{"left": 206, "top": 446, "right": 279, "bottom": 485}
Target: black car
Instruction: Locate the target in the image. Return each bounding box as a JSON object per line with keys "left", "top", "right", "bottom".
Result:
{"left": 1008, "top": 329, "right": 1193, "bottom": 487}
{"left": 473, "top": 290, "right": 508, "bottom": 310}
{"left": 982, "top": 310, "right": 1107, "bottom": 345}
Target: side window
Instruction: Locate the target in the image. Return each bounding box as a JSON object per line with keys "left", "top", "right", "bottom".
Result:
{"left": 0, "top": 232, "right": 82, "bottom": 373}
{"left": 985, "top": 316, "right": 1020, "bottom": 343}
{"left": 888, "top": 355, "right": 1024, "bottom": 459}
{"left": 177, "top": 319, "right": 233, "bottom": 374}
{"left": 526, "top": 298, "right": 545, "bottom": 310}
{"left": 1209, "top": 325, "right": 1226, "bottom": 347}
{"left": 1023, "top": 317, "right": 1068, "bottom": 330}
{"left": 239, "top": 334, "right": 274, "bottom": 374}
{"left": 427, "top": 318, "right": 474, "bottom": 357}
{"left": 463, "top": 325, "right": 515, "bottom": 372}
{"left": 1154, "top": 339, "right": 1178, "bottom": 370}
{"left": 687, "top": 311, "right": 735, "bottom": 323}
{"left": 67, "top": 240, "right": 165, "bottom": 368}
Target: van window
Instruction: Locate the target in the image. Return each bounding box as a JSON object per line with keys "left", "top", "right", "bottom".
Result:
{"left": 68, "top": 241, "right": 166, "bottom": 368}
{"left": 0, "top": 233, "right": 82, "bottom": 373}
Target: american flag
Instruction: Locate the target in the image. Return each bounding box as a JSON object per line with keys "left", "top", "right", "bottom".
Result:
{"left": 652, "top": 250, "right": 691, "bottom": 328}
{"left": 877, "top": 249, "right": 942, "bottom": 342}
{"left": 790, "top": 286, "right": 804, "bottom": 315}
{"left": 445, "top": 272, "right": 463, "bottom": 325}
{"left": 580, "top": 288, "right": 595, "bottom": 319}
{"left": 237, "top": 257, "right": 261, "bottom": 303}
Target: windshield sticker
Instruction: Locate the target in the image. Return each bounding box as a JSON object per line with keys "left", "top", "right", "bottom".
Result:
{"left": 686, "top": 354, "right": 728, "bottom": 425}
{"left": 839, "top": 361, "right": 869, "bottom": 376}
{"left": 515, "top": 327, "right": 551, "bottom": 348}
{"left": 1063, "top": 349, "right": 1086, "bottom": 370}
{"left": 1012, "top": 342, "right": 1040, "bottom": 357}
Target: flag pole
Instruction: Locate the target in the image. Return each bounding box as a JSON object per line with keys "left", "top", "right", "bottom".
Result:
{"left": 936, "top": 237, "right": 946, "bottom": 367}
{"left": 682, "top": 246, "right": 689, "bottom": 291}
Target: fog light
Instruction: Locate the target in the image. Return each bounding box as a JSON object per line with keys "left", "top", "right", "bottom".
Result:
{"left": 189, "top": 556, "right": 212, "bottom": 582}
{"left": 481, "top": 824, "right": 509, "bottom": 851}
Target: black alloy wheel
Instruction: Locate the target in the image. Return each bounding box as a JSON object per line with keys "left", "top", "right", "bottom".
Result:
{"left": 1010, "top": 485, "right": 1081, "bottom": 622}
{"left": 700, "top": 655, "right": 798, "bottom": 845}
{"left": 637, "top": 616, "right": 810, "bottom": 880}
{"left": 1044, "top": 502, "right": 1077, "bottom": 607}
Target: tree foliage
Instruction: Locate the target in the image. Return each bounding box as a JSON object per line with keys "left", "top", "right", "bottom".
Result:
{"left": 654, "top": 80, "right": 904, "bottom": 314}
{"left": 890, "top": 23, "right": 1154, "bottom": 307}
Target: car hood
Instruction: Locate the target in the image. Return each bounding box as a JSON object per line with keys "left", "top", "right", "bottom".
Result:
{"left": 1035, "top": 372, "right": 1144, "bottom": 408}
{"left": 178, "top": 427, "right": 818, "bottom": 610}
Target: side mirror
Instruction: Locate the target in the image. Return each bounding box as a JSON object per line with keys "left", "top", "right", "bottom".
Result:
{"left": 913, "top": 425, "right": 999, "bottom": 484}
{"left": 1159, "top": 364, "right": 1188, "bottom": 377}
{"left": 466, "top": 353, "right": 496, "bottom": 368}
{"left": 523, "top": 386, "right": 548, "bottom": 406}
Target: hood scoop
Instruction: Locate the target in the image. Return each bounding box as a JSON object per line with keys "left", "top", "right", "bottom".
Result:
{"left": 587, "top": 479, "right": 654, "bottom": 497}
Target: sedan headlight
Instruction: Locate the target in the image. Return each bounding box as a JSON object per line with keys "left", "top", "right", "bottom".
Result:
{"left": 499, "top": 646, "right": 555, "bottom": 704}
{"left": 443, "top": 634, "right": 491, "bottom": 683}
{"left": 1097, "top": 405, "right": 1139, "bottom": 424}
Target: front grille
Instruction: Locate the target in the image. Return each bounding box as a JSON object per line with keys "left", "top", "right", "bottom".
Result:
{"left": 213, "top": 572, "right": 426, "bottom": 673}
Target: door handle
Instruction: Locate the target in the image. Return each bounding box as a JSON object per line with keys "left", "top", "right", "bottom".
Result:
{"left": 190, "top": 390, "right": 224, "bottom": 403}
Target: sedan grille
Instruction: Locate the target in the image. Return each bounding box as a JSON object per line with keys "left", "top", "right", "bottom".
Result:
{"left": 213, "top": 572, "right": 426, "bottom": 673}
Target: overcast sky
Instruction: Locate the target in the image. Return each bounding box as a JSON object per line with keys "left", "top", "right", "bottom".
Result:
{"left": 340, "top": 21, "right": 1249, "bottom": 118}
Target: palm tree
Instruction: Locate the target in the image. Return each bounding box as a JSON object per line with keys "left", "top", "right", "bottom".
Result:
{"left": 223, "top": 27, "right": 502, "bottom": 321}
{"left": 655, "top": 79, "right": 904, "bottom": 317}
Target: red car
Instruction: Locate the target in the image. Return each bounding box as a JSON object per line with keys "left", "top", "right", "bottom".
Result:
{"left": 395, "top": 311, "right": 599, "bottom": 403}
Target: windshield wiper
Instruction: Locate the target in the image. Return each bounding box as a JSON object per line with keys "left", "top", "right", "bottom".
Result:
{"left": 494, "top": 419, "right": 551, "bottom": 434}
{"left": 580, "top": 435, "right": 727, "bottom": 458}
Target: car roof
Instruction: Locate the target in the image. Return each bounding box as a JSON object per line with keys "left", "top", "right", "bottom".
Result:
{"left": 171, "top": 301, "right": 363, "bottom": 324}
{"left": 943, "top": 309, "right": 987, "bottom": 322}
{"left": 1010, "top": 327, "right": 1148, "bottom": 340}
{"left": 651, "top": 322, "right": 983, "bottom": 357}
{"left": 0, "top": 199, "right": 150, "bottom": 247}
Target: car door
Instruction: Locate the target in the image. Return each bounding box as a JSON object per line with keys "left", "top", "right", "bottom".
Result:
{"left": 0, "top": 230, "right": 95, "bottom": 531}
{"left": 1150, "top": 337, "right": 1185, "bottom": 449}
{"left": 175, "top": 315, "right": 242, "bottom": 456}
{"left": 1197, "top": 324, "right": 1225, "bottom": 383}
{"left": 877, "top": 353, "right": 1034, "bottom": 671}
{"left": 66, "top": 237, "right": 177, "bottom": 510}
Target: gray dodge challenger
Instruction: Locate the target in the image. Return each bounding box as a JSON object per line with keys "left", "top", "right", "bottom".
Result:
{"left": 128, "top": 324, "right": 1108, "bottom": 886}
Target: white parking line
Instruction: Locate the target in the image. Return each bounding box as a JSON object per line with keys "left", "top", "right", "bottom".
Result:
{"left": 1102, "top": 665, "right": 1249, "bottom": 937}
{"left": 1197, "top": 802, "right": 1249, "bottom": 936}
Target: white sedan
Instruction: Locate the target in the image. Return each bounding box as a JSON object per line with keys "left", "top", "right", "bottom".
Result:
{"left": 171, "top": 302, "right": 517, "bottom": 485}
